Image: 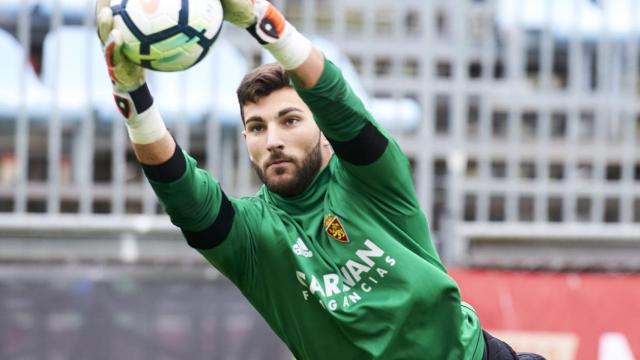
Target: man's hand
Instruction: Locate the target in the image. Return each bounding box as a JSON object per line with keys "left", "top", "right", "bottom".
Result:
{"left": 221, "top": 0, "right": 257, "bottom": 29}
{"left": 222, "top": 0, "right": 287, "bottom": 44}
{"left": 222, "top": 0, "right": 311, "bottom": 71}
{"left": 96, "top": 0, "right": 145, "bottom": 92}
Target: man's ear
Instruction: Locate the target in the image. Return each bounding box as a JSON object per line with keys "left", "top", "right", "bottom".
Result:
{"left": 242, "top": 130, "right": 255, "bottom": 161}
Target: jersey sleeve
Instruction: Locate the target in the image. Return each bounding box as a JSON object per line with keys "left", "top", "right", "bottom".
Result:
{"left": 294, "top": 57, "right": 420, "bottom": 215}
{"left": 144, "top": 147, "right": 257, "bottom": 289}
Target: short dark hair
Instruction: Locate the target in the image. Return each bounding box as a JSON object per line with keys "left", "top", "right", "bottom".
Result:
{"left": 236, "top": 63, "right": 291, "bottom": 123}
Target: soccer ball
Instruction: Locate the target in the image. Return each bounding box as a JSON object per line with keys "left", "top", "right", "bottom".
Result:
{"left": 109, "top": 0, "right": 224, "bottom": 71}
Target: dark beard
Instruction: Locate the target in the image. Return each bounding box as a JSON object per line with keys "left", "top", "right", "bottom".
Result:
{"left": 252, "top": 139, "right": 323, "bottom": 197}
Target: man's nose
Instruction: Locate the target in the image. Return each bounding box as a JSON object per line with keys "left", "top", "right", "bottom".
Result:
{"left": 266, "top": 127, "right": 285, "bottom": 152}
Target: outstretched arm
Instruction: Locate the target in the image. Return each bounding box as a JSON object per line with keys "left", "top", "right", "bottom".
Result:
{"left": 95, "top": 1, "right": 232, "bottom": 246}
{"left": 94, "top": 1, "right": 277, "bottom": 289}
{"left": 224, "top": 0, "right": 419, "bottom": 213}
{"left": 96, "top": 0, "right": 175, "bottom": 165}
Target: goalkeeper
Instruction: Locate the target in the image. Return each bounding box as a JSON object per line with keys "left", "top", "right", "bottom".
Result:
{"left": 96, "top": 0, "right": 544, "bottom": 359}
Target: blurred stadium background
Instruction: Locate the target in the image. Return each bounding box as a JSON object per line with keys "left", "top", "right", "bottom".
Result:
{"left": 1, "top": 0, "right": 640, "bottom": 359}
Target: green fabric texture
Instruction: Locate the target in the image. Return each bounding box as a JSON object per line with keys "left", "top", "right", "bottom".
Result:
{"left": 148, "top": 58, "right": 484, "bottom": 360}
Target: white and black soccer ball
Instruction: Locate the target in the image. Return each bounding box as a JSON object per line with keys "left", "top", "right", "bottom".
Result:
{"left": 110, "top": 0, "right": 224, "bottom": 71}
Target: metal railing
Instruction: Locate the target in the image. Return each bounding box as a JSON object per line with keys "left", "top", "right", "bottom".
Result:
{"left": 1, "top": 0, "right": 640, "bottom": 270}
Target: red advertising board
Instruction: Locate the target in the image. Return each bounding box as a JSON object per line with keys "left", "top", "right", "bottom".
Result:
{"left": 450, "top": 269, "right": 640, "bottom": 360}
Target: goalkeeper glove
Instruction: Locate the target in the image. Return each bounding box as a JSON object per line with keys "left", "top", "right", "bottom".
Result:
{"left": 221, "top": 0, "right": 312, "bottom": 70}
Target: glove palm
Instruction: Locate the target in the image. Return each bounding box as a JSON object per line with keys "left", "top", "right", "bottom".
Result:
{"left": 96, "top": 0, "right": 145, "bottom": 92}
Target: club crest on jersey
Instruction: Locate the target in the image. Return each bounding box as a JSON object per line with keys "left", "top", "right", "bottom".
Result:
{"left": 324, "top": 214, "right": 349, "bottom": 244}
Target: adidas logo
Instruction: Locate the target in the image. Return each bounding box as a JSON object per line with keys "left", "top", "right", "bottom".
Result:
{"left": 292, "top": 238, "right": 313, "bottom": 258}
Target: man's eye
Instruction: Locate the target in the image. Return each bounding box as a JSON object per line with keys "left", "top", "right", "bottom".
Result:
{"left": 249, "top": 124, "right": 265, "bottom": 132}
{"left": 285, "top": 117, "right": 299, "bottom": 125}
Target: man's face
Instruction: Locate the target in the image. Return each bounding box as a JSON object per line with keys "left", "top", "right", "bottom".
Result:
{"left": 243, "top": 88, "right": 325, "bottom": 197}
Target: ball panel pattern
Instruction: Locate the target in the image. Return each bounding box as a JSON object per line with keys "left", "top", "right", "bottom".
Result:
{"left": 110, "top": 0, "right": 223, "bottom": 71}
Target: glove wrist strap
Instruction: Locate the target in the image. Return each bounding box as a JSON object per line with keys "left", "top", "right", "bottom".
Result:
{"left": 245, "top": 2, "right": 312, "bottom": 70}
{"left": 264, "top": 25, "right": 312, "bottom": 70}
{"left": 113, "top": 83, "right": 167, "bottom": 145}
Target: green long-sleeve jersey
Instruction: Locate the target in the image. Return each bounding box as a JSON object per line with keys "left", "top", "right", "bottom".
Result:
{"left": 146, "top": 58, "right": 484, "bottom": 360}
